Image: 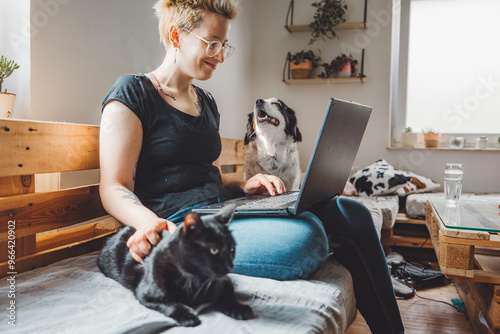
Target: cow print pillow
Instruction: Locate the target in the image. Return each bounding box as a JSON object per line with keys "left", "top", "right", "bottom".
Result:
{"left": 396, "top": 171, "right": 441, "bottom": 196}
{"left": 349, "top": 159, "right": 411, "bottom": 197}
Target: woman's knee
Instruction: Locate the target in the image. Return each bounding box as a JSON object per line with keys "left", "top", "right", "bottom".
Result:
{"left": 229, "top": 213, "right": 328, "bottom": 280}
{"left": 312, "top": 197, "right": 376, "bottom": 236}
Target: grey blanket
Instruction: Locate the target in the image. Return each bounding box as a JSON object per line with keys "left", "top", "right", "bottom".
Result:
{"left": 0, "top": 252, "right": 356, "bottom": 334}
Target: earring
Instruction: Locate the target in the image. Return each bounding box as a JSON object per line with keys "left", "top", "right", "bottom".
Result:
{"left": 174, "top": 48, "right": 177, "bottom": 64}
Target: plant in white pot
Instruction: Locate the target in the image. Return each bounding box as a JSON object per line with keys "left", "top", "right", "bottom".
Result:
{"left": 318, "top": 53, "right": 358, "bottom": 79}
{"left": 401, "top": 127, "right": 419, "bottom": 148}
{"left": 0, "top": 56, "right": 20, "bottom": 118}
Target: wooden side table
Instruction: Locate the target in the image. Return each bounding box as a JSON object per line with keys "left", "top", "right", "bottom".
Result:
{"left": 426, "top": 198, "right": 500, "bottom": 334}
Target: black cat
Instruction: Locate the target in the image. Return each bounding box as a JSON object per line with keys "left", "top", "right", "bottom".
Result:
{"left": 97, "top": 204, "right": 253, "bottom": 327}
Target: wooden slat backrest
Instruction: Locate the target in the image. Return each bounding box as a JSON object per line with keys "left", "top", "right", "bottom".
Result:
{"left": 0, "top": 119, "right": 247, "bottom": 241}
{"left": 0, "top": 118, "right": 247, "bottom": 276}
{"left": 0, "top": 119, "right": 103, "bottom": 242}
{"left": 0, "top": 185, "right": 106, "bottom": 241}
{"left": 0, "top": 119, "right": 99, "bottom": 177}
{"left": 220, "top": 138, "right": 248, "bottom": 180}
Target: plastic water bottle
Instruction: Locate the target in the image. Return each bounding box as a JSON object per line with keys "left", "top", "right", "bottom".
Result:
{"left": 444, "top": 163, "right": 463, "bottom": 204}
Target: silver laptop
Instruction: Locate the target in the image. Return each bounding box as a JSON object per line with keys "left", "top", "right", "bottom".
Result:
{"left": 193, "top": 98, "right": 372, "bottom": 216}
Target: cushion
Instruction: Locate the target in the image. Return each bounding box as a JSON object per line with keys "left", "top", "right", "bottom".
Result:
{"left": 343, "top": 181, "right": 357, "bottom": 196}
{"left": 396, "top": 171, "right": 441, "bottom": 196}
{"left": 406, "top": 193, "right": 443, "bottom": 218}
{"left": 0, "top": 252, "right": 357, "bottom": 334}
{"left": 349, "top": 159, "right": 410, "bottom": 197}
{"left": 345, "top": 195, "right": 399, "bottom": 231}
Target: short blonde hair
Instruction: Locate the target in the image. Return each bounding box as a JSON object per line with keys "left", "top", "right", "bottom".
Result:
{"left": 154, "top": 0, "right": 239, "bottom": 48}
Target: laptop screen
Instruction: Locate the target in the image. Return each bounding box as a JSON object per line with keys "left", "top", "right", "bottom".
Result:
{"left": 294, "top": 98, "right": 371, "bottom": 214}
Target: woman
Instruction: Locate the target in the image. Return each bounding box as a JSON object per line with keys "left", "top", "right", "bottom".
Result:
{"left": 99, "top": 1, "right": 404, "bottom": 333}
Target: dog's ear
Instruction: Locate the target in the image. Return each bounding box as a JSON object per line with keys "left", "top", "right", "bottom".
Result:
{"left": 282, "top": 102, "right": 302, "bottom": 143}
{"left": 244, "top": 112, "right": 256, "bottom": 145}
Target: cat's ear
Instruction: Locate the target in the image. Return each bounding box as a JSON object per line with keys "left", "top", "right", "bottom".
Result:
{"left": 215, "top": 204, "right": 236, "bottom": 226}
{"left": 183, "top": 212, "right": 202, "bottom": 233}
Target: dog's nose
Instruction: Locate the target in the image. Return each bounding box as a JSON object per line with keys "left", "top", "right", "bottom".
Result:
{"left": 256, "top": 99, "right": 264, "bottom": 107}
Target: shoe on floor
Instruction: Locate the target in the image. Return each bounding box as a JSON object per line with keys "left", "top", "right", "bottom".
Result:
{"left": 391, "top": 276, "right": 414, "bottom": 299}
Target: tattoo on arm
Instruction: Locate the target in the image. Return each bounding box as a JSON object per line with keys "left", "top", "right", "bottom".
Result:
{"left": 116, "top": 187, "right": 142, "bottom": 206}
{"left": 133, "top": 161, "right": 138, "bottom": 182}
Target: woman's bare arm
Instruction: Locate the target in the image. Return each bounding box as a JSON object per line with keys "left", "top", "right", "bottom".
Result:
{"left": 100, "top": 101, "right": 176, "bottom": 262}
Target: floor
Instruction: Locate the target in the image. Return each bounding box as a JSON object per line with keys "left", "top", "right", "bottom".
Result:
{"left": 346, "top": 281, "right": 475, "bottom": 334}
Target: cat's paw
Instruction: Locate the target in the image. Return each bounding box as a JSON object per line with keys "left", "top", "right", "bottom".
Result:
{"left": 221, "top": 303, "right": 254, "bottom": 320}
{"left": 170, "top": 307, "right": 201, "bottom": 327}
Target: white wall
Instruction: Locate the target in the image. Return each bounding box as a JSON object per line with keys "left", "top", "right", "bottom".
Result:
{"left": 9, "top": 0, "right": 500, "bottom": 192}
{"left": 30, "top": 0, "right": 164, "bottom": 124}
{"left": 248, "top": 0, "right": 500, "bottom": 193}
{"left": 0, "top": 0, "right": 30, "bottom": 115}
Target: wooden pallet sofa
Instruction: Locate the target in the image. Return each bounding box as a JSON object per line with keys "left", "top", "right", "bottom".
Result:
{"left": 0, "top": 118, "right": 358, "bottom": 333}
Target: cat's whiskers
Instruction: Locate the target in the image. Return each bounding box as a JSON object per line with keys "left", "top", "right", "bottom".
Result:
{"left": 191, "top": 277, "right": 214, "bottom": 303}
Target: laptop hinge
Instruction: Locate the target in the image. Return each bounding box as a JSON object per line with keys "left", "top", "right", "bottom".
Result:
{"left": 303, "top": 193, "right": 340, "bottom": 210}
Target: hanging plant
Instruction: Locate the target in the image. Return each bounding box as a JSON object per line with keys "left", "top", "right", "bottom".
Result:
{"left": 308, "top": 0, "right": 348, "bottom": 45}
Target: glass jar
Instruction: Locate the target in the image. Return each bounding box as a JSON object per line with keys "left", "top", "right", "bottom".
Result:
{"left": 476, "top": 136, "right": 489, "bottom": 149}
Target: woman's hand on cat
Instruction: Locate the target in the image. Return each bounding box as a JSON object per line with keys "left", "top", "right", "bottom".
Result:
{"left": 243, "top": 173, "right": 286, "bottom": 196}
{"left": 126, "top": 219, "right": 177, "bottom": 263}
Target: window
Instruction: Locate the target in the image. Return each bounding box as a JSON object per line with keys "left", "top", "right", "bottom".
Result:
{"left": 391, "top": 0, "right": 500, "bottom": 146}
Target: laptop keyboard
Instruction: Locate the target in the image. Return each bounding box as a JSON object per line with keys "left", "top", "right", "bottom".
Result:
{"left": 237, "top": 192, "right": 299, "bottom": 209}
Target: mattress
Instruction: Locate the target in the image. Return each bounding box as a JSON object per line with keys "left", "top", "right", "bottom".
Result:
{"left": 343, "top": 195, "right": 400, "bottom": 234}
{"left": 0, "top": 252, "right": 356, "bottom": 334}
{"left": 405, "top": 192, "right": 500, "bottom": 219}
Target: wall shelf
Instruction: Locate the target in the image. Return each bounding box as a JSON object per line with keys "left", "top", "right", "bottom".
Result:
{"left": 283, "top": 77, "right": 366, "bottom": 85}
{"left": 283, "top": 49, "right": 366, "bottom": 84}
{"left": 282, "top": 0, "right": 368, "bottom": 84}
{"left": 284, "top": 0, "right": 368, "bottom": 33}
{"left": 284, "top": 21, "right": 367, "bottom": 33}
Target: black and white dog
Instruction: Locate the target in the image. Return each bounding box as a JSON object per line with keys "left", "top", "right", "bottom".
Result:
{"left": 244, "top": 98, "right": 302, "bottom": 191}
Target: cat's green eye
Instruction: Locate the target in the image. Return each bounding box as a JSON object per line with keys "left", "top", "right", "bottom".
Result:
{"left": 210, "top": 247, "right": 219, "bottom": 255}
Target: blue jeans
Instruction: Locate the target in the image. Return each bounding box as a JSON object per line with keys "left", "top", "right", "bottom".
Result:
{"left": 168, "top": 199, "right": 328, "bottom": 279}
{"left": 168, "top": 197, "right": 404, "bottom": 334}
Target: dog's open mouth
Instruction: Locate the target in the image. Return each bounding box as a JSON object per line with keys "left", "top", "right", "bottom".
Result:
{"left": 257, "top": 109, "right": 280, "bottom": 127}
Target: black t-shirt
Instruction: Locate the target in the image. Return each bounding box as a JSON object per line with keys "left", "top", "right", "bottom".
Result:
{"left": 102, "top": 74, "right": 232, "bottom": 219}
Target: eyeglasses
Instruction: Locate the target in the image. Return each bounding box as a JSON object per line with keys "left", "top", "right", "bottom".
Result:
{"left": 183, "top": 29, "right": 235, "bottom": 59}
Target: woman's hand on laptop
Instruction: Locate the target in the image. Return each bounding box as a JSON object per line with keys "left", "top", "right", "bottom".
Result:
{"left": 244, "top": 173, "right": 287, "bottom": 196}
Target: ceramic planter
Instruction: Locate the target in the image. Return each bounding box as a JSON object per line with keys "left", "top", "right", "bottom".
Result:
{"left": 0, "top": 92, "right": 16, "bottom": 118}
{"left": 337, "top": 62, "right": 352, "bottom": 78}
{"left": 290, "top": 59, "right": 312, "bottom": 79}
{"left": 401, "top": 132, "right": 419, "bottom": 148}
{"left": 423, "top": 133, "right": 440, "bottom": 148}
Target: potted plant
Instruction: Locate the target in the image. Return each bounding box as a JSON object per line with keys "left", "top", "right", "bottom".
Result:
{"left": 450, "top": 136, "right": 466, "bottom": 149}
{"left": 422, "top": 128, "right": 441, "bottom": 148}
{"left": 401, "top": 126, "right": 419, "bottom": 148}
{"left": 309, "top": 0, "right": 348, "bottom": 44}
{"left": 0, "top": 56, "right": 20, "bottom": 118}
{"left": 318, "top": 53, "right": 358, "bottom": 78}
{"left": 288, "top": 50, "right": 322, "bottom": 79}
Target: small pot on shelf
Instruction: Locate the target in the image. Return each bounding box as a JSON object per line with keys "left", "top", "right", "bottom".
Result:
{"left": 0, "top": 92, "right": 16, "bottom": 118}
{"left": 287, "top": 50, "right": 321, "bottom": 80}
{"left": 337, "top": 62, "right": 351, "bottom": 78}
{"left": 423, "top": 132, "right": 441, "bottom": 148}
{"left": 290, "top": 59, "right": 313, "bottom": 79}
{"left": 401, "top": 132, "right": 418, "bottom": 148}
